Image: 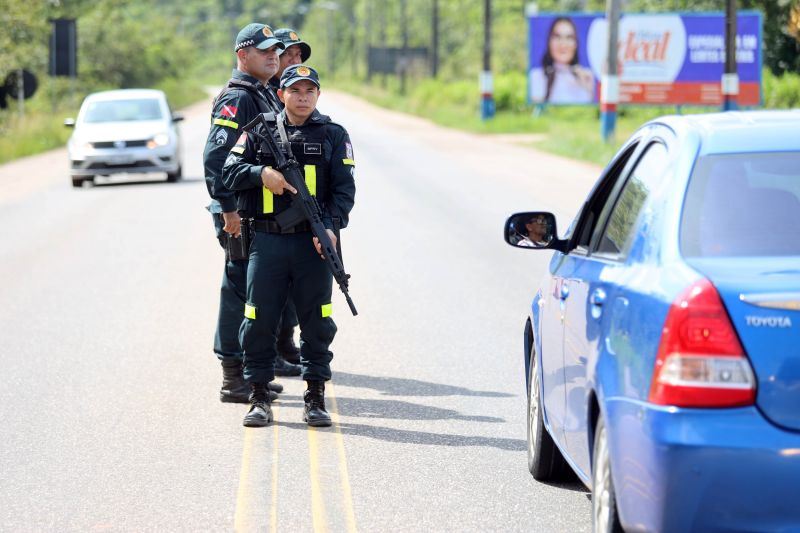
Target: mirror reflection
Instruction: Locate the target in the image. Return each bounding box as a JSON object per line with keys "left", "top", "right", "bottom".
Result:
{"left": 507, "top": 212, "right": 555, "bottom": 248}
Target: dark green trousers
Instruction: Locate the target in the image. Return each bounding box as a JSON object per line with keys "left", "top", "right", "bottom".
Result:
{"left": 241, "top": 231, "right": 336, "bottom": 383}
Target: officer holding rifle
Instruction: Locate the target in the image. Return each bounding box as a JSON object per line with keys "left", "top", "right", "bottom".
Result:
{"left": 222, "top": 65, "right": 356, "bottom": 428}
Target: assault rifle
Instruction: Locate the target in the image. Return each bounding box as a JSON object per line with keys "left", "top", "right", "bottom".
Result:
{"left": 242, "top": 112, "right": 357, "bottom": 316}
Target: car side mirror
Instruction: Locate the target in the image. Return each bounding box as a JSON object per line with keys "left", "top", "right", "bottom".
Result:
{"left": 172, "top": 113, "right": 184, "bottom": 123}
{"left": 504, "top": 211, "right": 566, "bottom": 252}
{"left": 64, "top": 118, "right": 75, "bottom": 127}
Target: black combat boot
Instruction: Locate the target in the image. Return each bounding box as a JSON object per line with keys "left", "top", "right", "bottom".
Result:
{"left": 303, "top": 380, "right": 332, "bottom": 427}
{"left": 274, "top": 355, "right": 302, "bottom": 377}
{"left": 276, "top": 327, "right": 300, "bottom": 364}
{"left": 243, "top": 383, "right": 273, "bottom": 427}
{"left": 220, "top": 362, "right": 280, "bottom": 403}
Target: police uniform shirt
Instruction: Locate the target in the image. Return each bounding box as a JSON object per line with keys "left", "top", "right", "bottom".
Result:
{"left": 221, "top": 109, "right": 356, "bottom": 231}
{"left": 202, "top": 69, "right": 281, "bottom": 213}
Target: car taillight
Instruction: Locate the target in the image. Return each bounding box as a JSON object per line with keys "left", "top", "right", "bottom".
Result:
{"left": 648, "top": 278, "right": 756, "bottom": 408}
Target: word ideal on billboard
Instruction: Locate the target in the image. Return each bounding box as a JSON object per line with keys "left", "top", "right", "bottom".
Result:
{"left": 527, "top": 12, "right": 762, "bottom": 106}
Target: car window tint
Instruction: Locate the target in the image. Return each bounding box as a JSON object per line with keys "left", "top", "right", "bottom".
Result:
{"left": 572, "top": 142, "right": 640, "bottom": 248}
{"left": 83, "top": 98, "right": 163, "bottom": 123}
{"left": 596, "top": 142, "right": 668, "bottom": 256}
{"left": 681, "top": 152, "right": 800, "bottom": 257}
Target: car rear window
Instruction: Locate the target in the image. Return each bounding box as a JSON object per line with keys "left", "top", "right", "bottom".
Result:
{"left": 681, "top": 152, "right": 800, "bottom": 257}
{"left": 83, "top": 98, "right": 163, "bottom": 123}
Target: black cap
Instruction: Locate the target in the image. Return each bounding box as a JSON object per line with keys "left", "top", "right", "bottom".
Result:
{"left": 274, "top": 28, "right": 312, "bottom": 62}
{"left": 280, "top": 64, "right": 320, "bottom": 89}
{"left": 235, "top": 23, "right": 285, "bottom": 52}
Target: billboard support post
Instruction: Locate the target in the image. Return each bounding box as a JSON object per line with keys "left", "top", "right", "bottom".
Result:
{"left": 481, "top": 0, "right": 495, "bottom": 120}
{"left": 601, "top": 0, "right": 620, "bottom": 142}
{"left": 723, "top": 0, "right": 739, "bottom": 111}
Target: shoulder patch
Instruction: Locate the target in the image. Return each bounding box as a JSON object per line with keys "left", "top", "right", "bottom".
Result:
{"left": 214, "top": 129, "right": 228, "bottom": 146}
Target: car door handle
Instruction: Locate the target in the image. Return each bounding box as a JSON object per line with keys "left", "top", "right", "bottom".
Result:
{"left": 590, "top": 288, "right": 606, "bottom": 307}
{"left": 560, "top": 284, "right": 570, "bottom": 300}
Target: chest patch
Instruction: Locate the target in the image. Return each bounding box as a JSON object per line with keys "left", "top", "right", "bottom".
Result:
{"left": 304, "top": 143, "right": 322, "bottom": 155}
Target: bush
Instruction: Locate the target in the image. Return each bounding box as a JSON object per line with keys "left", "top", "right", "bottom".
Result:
{"left": 763, "top": 69, "right": 800, "bottom": 109}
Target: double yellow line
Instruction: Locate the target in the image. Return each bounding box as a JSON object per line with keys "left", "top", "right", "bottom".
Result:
{"left": 234, "top": 383, "right": 357, "bottom": 532}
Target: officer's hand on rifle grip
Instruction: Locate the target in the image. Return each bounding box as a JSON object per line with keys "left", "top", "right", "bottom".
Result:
{"left": 260, "top": 167, "right": 298, "bottom": 195}
{"left": 313, "top": 229, "right": 337, "bottom": 259}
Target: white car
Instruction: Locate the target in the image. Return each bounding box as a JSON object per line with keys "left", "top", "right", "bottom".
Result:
{"left": 65, "top": 89, "right": 183, "bottom": 187}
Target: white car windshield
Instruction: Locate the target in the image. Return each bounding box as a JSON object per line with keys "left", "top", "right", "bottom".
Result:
{"left": 83, "top": 98, "right": 163, "bottom": 123}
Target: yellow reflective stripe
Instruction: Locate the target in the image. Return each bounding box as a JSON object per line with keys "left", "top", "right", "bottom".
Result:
{"left": 321, "top": 303, "right": 332, "bottom": 318}
{"left": 342, "top": 159, "right": 355, "bottom": 166}
{"left": 262, "top": 166, "right": 274, "bottom": 213}
{"left": 262, "top": 186, "right": 273, "bottom": 213}
{"left": 304, "top": 165, "right": 317, "bottom": 196}
{"left": 213, "top": 118, "right": 239, "bottom": 128}
{"left": 230, "top": 146, "right": 244, "bottom": 154}
{"left": 244, "top": 304, "right": 256, "bottom": 319}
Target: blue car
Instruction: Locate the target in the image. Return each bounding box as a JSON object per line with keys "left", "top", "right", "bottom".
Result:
{"left": 505, "top": 111, "right": 800, "bottom": 533}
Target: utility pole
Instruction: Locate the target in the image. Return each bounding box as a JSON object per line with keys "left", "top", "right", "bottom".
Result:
{"left": 600, "top": 0, "right": 620, "bottom": 142}
{"left": 431, "top": 0, "right": 439, "bottom": 78}
{"left": 400, "top": 0, "right": 409, "bottom": 95}
{"left": 480, "top": 0, "right": 495, "bottom": 120}
{"left": 722, "top": 0, "right": 739, "bottom": 111}
{"left": 366, "top": 0, "right": 373, "bottom": 81}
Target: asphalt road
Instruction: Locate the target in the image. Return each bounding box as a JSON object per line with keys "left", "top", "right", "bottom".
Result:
{"left": 0, "top": 90, "right": 601, "bottom": 532}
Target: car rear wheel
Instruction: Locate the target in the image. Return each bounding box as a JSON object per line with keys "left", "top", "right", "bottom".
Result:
{"left": 527, "top": 342, "right": 569, "bottom": 480}
{"left": 592, "top": 415, "right": 624, "bottom": 533}
{"left": 166, "top": 165, "right": 182, "bottom": 182}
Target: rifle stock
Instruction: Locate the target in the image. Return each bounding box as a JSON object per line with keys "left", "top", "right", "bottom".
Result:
{"left": 242, "top": 113, "right": 358, "bottom": 316}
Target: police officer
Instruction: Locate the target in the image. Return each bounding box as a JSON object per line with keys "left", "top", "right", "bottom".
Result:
{"left": 269, "top": 28, "right": 312, "bottom": 93}
{"left": 222, "top": 65, "right": 356, "bottom": 428}
{"left": 265, "top": 27, "right": 313, "bottom": 368}
{"left": 203, "top": 23, "right": 291, "bottom": 404}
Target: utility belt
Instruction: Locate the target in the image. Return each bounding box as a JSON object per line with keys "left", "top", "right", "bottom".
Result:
{"left": 250, "top": 218, "right": 312, "bottom": 234}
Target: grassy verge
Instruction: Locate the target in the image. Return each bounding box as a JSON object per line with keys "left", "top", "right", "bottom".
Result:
{"left": 332, "top": 69, "right": 797, "bottom": 166}
{"left": 0, "top": 76, "right": 208, "bottom": 165}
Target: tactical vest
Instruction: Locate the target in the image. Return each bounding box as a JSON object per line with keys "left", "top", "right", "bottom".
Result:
{"left": 238, "top": 119, "right": 329, "bottom": 220}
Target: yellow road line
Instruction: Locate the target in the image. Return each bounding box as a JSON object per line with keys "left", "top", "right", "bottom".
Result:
{"left": 234, "top": 428, "right": 256, "bottom": 532}
{"left": 308, "top": 426, "right": 330, "bottom": 533}
{"left": 327, "top": 382, "right": 358, "bottom": 533}
{"left": 271, "top": 405, "right": 280, "bottom": 533}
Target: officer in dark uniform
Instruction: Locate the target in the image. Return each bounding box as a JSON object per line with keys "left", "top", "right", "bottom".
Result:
{"left": 203, "top": 22, "right": 292, "bottom": 404}
{"left": 222, "top": 65, "right": 356, "bottom": 428}
{"left": 264, "top": 27, "right": 313, "bottom": 369}
{"left": 269, "top": 28, "right": 312, "bottom": 93}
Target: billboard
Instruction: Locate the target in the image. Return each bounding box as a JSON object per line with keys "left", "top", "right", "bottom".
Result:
{"left": 528, "top": 12, "right": 762, "bottom": 106}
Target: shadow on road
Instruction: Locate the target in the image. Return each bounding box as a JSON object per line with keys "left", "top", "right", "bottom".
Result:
{"left": 274, "top": 420, "right": 526, "bottom": 451}
{"left": 86, "top": 176, "right": 204, "bottom": 188}
{"left": 333, "top": 371, "right": 514, "bottom": 398}
{"left": 334, "top": 396, "right": 504, "bottom": 423}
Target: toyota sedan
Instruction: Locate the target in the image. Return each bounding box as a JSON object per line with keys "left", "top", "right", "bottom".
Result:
{"left": 505, "top": 111, "right": 800, "bottom": 532}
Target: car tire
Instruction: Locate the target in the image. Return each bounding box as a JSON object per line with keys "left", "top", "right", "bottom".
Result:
{"left": 166, "top": 164, "right": 182, "bottom": 182}
{"left": 592, "top": 415, "right": 624, "bottom": 533}
{"left": 71, "top": 176, "right": 92, "bottom": 188}
{"left": 527, "top": 342, "right": 570, "bottom": 481}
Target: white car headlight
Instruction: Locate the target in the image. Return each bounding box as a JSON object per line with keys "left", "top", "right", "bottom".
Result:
{"left": 147, "top": 132, "right": 170, "bottom": 149}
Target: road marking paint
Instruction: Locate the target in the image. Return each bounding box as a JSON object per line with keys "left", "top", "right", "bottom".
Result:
{"left": 271, "top": 405, "right": 280, "bottom": 533}
{"left": 308, "top": 426, "right": 330, "bottom": 533}
{"left": 327, "top": 382, "right": 358, "bottom": 533}
{"left": 234, "top": 428, "right": 256, "bottom": 532}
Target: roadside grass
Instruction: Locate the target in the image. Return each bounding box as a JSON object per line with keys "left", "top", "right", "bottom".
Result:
{"left": 0, "top": 77, "right": 208, "bottom": 165}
